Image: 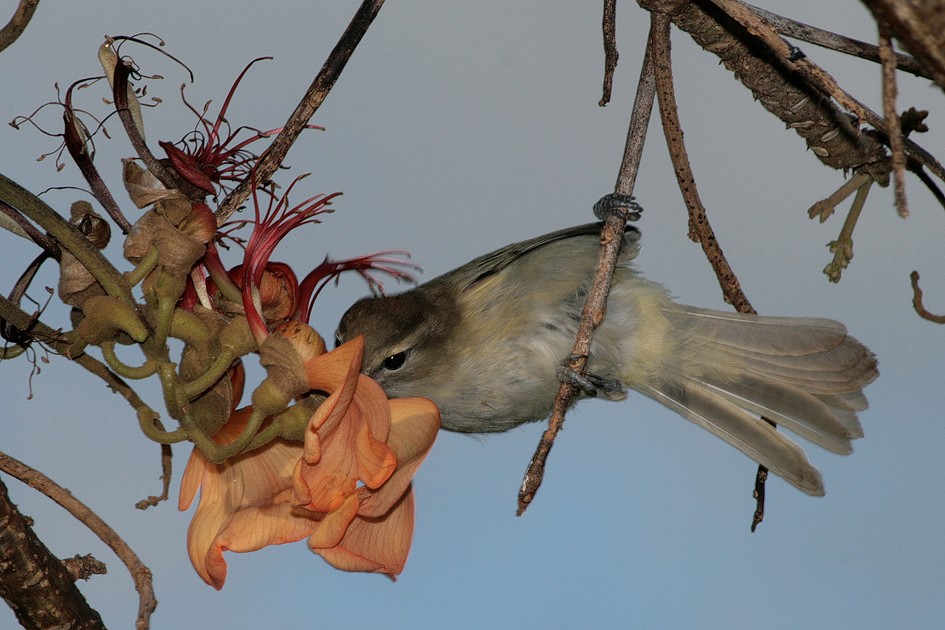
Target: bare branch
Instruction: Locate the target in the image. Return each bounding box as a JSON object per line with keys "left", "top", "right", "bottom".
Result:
{"left": 746, "top": 3, "right": 931, "bottom": 79}
{"left": 878, "top": 24, "right": 908, "bottom": 217}
{"left": 216, "top": 0, "right": 387, "bottom": 224}
{"left": 0, "top": 451, "right": 157, "bottom": 629}
{"left": 0, "top": 475, "right": 106, "bottom": 629}
{"left": 0, "top": 0, "right": 39, "bottom": 54}
{"left": 910, "top": 271, "right": 945, "bottom": 324}
{"left": 652, "top": 27, "right": 752, "bottom": 312}
{"left": 649, "top": 10, "right": 780, "bottom": 527}
{"left": 600, "top": 0, "right": 618, "bottom": 106}
{"left": 518, "top": 13, "right": 658, "bottom": 516}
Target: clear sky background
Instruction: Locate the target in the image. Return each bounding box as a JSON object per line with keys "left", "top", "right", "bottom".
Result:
{"left": 1, "top": 1, "right": 944, "bottom": 628}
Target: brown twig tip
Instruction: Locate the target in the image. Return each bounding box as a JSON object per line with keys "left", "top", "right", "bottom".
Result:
{"left": 63, "top": 554, "right": 108, "bottom": 581}
{"left": 751, "top": 465, "right": 768, "bottom": 532}
{"left": 878, "top": 23, "right": 909, "bottom": 218}
{"left": 216, "top": 0, "right": 387, "bottom": 225}
{"left": 910, "top": 271, "right": 945, "bottom": 324}
{"left": 600, "top": 0, "right": 618, "bottom": 107}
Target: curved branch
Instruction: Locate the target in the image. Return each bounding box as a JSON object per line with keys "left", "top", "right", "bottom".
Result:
{"left": 0, "top": 452, "right": 156, "bottom": 629}
{"left": 910, "top": 271, "right": 945, "bottom": 324}
{"left": 0, "top": 0, "right": 39, "bottom": 53}
{"left": 648, "top": 11, "right": 777, "bottom": 529}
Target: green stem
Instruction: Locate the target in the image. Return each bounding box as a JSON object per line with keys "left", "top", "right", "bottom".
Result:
{"left": 169, "top": 308, "right": 212, "bottom": 347}
{"left": 0, "top": 344, "right": 26, "bottom": 359}
{"left": 181, "top": 348, "right": 237, "bottom": 401}
{"left": 137, "top": 407, "right": 187, "bottom": 444}
{"left": 0, "top": 172, "right": 135, "bottom": 305}
{"left": 100, "top": 341, "right": 159, "bottom": 379}
{"left": 125, "top": 246, "right": 159, "bottom": 288}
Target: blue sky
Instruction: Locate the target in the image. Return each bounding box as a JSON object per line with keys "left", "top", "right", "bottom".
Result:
{"left": 1, "top": 1, "right": 943, "bottom": 628}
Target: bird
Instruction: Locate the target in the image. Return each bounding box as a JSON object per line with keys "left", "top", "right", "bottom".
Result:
{"left": 335, "top": 222, "right": 878, "bottom": 495}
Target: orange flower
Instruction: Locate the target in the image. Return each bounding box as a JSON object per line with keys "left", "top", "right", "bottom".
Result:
{"left": 179, "top": 334, "right": 439, "bottom": 588}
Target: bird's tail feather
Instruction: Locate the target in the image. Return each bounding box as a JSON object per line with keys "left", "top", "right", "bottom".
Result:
{"left": 641, "top": 306, "right": 878, "bottom": 495}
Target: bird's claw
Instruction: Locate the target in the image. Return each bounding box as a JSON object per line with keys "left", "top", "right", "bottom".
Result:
{"left": 556, "top": 355, "right": 625, "bottom": 399}
{"left": 593, "top": 193, "right": 642, "bottom": 222}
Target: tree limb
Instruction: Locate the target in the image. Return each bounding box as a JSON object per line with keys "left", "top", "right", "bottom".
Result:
{"left": 0, "top": 474, "right": 107, "bottom": 630}
{"left": 0, "top": 452, "right": 156, "bottom": 629}
{"left": 0, "top": 0, "right": 39, "bottom": 54}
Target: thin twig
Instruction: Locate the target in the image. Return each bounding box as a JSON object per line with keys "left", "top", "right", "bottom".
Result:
{"left": 0, "top": 451, "right": 156, "bottom": 629}
{"left": 517, "top": 14, "right": 659, "bottom": 516}
{"left": 649, "top": 8, "right": 772, "bottom": 528}
{"left": 651, "top": 23, "right": 753, "bottom": 313}
{"left": 215, "top": 0, "right": 387, "bottom": 224}
{"left": 600, "top": 0, "right": 618, "bottom": 106}
{"left": 878, "top": 23, "right": 908, "bottom": 217}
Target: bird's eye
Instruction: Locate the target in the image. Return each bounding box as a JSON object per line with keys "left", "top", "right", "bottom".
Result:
{"left": 382, "top": 351, "right": 408, "bottom": 371}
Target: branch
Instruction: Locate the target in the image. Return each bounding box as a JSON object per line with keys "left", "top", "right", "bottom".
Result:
{"left": 746, "top": 2, "right": 931, "bottom": 79}
{"left": 215, "top": 0, "right": 387, "bottom": 224}
{"left": 878, "top": 23, "right": 908, "bottom": 217}
{"left": 0, "top": 452, "right": 156, "bottom": 629}
{"left": 648, "top": 10, "right": 773, "bottom": 529}
{"left": 0, "top": 475, "right": 106, "bottom": 629}
{"left": 0, "top": 0, "right": 39, "bottom": 53}
{"left": 652, "top": 20, "right": 752, "bottom": 312}
{"left": 518, "top": 14, "right": 659, "bottom": 516}
{"left": 862, "top": 0, "right": 945, "bottom": 92}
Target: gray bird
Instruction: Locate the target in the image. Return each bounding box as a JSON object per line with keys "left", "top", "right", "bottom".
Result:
{"left": 336, "top": 223, "right": 878, "bottom": 495}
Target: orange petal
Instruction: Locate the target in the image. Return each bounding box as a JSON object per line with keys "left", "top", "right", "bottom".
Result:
{"left": 358, "top": 396, "right": 440, "bottom": 518}
{"left": 179, "top": 409, "right": 316, "bottom": 589}
{"left": 316, "top": 486, "right": 416, "bottom": 577}
{"left": 307, "top": 492, "right": 360, "bottom": 549}
{"left": 296, "top": 348, "right": 396, "bottom": 513}
{"left": 303, "top": 336, "right": 364, "bottom": 394}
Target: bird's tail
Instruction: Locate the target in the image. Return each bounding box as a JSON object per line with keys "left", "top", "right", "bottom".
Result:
{"left": 635, "top": 305, "right": 878, "bottom": 495}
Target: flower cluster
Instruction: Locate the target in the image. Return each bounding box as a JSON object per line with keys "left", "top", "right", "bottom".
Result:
{"left": 180, "top": 331, "right": 439, "bottom": 587}
{"left": 7, "top": 38, "right": 440, "bottom": 589}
